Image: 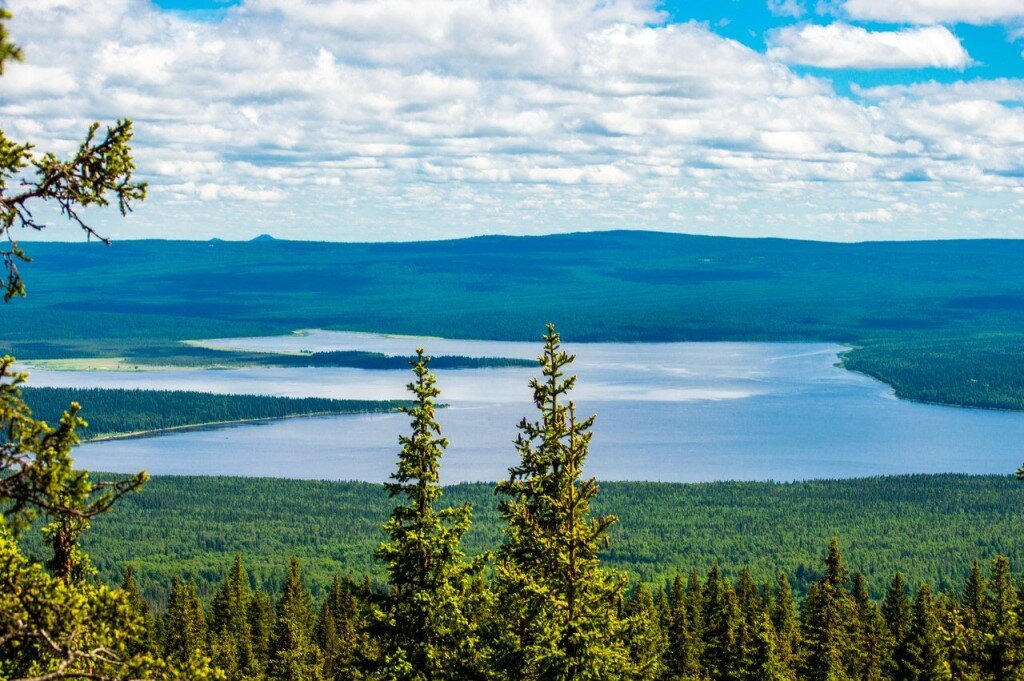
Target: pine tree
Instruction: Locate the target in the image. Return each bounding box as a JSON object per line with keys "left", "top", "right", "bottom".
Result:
{"left": 210, "top": 554, "right": 258, "bottom": 680}
{"left": 164, "top": 576, "right": 208, "bottom": 665}
{"left": 493, "top": 324, "right": 629, "bottom": 680}
{"left": 624, "top": 583, "right": 667, "bottom": 680}
{"left": 375, "top": 349, "right": 486, "bottom": 680}
{"left": 905, "top": 583, "right": 951, "bottom": 681}
{"left": 269, "top": 556, "right": 323, "bottom": 681}
{"left": 798, "top": 538, "right": 855, "bottom": 681}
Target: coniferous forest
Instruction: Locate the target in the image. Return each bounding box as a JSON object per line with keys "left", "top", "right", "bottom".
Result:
{"left": 11, "top": 328, "right": 1023, "bottom": 681}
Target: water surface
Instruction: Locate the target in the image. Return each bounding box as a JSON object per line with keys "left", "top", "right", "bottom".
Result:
{"left": 25, "top": 331, "right": 1024, "bottom": 483}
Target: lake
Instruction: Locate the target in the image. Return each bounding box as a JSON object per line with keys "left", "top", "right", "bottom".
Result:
{"left": 24, "top": 330, "right": 1024, "bottom": 483}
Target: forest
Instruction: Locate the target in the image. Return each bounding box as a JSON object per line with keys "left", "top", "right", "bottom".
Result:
{"left": 22, "top": 387, "right": 410, "bottom": 439}
{"left": 73, "top": 474, "right": 1024, "bottom": 603}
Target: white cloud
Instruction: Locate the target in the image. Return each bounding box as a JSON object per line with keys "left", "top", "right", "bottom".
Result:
{"left": 841, "top": 0, "right": 1024, "bottom": 25}
{"left": 0, "top": 0, "right": 1021, "bottom": 241}
{"left": 768, "top": 0, "right": 807, "bottom": 18}
{"left": 767, "top": 23, "right": 971, "bottom": 69}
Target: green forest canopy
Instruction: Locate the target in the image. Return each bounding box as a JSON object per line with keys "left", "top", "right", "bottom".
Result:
{"left": 70, "top": 473, "right": 1024, "bottom": 603}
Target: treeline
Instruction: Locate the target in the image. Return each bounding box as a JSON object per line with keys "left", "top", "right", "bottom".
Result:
{"left": 85, "top": 343, "right": 534, "bottom": 370}
{"left": 81, "top": 474, "right": 1024, "bottom": 603}
{"left": 23, "top": 387, "right": 409, "bottom": 439}
{"left": 843, "top": 336, "right": 1024, "bottom": 410}
{"left": 132, "top": 542, "right": 1024, "bottom": 680}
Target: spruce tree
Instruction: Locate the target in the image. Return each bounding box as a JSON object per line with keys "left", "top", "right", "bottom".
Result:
{"left": 316, "top": 576, "right": 372, "bottom": 679}
{"left": 121, "top": 566, "right": 156, "bottom": 655}
{"left": 771, "top": 573, "right": 799, "bottom": 680}
{"left": 701, "top": 565, "right": 739, "bottom": 680}
{"left": 269, "top": 556, "right": 323, "bottom": 681}
{"left": 884, "top": 572, "right": 913, "bottom": 680}
{"left": 798, "top": 538, "right": 855, "bottom": 681}
{"left": 981, "top": 556, "right": 1023, "bottom": 679}
{"left": 851, "top": 572, "right": 885, "bottom": 681}
{"left": 164, "top": 576, "right": 208, "bottom": 665}
{"left": 905, "top": 583, "right": 951, "bottom": 681}
{"left": 375, "top": 349, "right": 486, "bottom": 680}
{"left": 493, "top": 324, "right": 629, "bottom": 680}
{"left": 249, "top": 588, "right": 275, "bottom": 675}
{"left": 745, "top": 609, "right": 789, "bottom": 681}
{"left": 210, "top": 554, "right": 258, "bottom": 680}
{"left": 664, "top": 574, "right": 700, "bottom": 680}
{"left": 623, "top": 583, "right": 667, "bottom": 680}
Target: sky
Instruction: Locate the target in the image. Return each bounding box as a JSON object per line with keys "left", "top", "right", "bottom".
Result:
{"left": 3, "top": 0, "right": 1024, "bottom": 242}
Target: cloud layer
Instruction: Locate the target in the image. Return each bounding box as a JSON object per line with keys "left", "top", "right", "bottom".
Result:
{"left": 841, "top": 0, "right": 1024, "bottom": 25}
{"left": 767, "top": 23, "right": 971, "bottom": 69}
{"left": 1, "top": 0, "right": 1022, "bottom": 241}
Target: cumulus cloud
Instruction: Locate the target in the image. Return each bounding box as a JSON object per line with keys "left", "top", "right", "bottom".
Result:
{"left": 767, "top": 23, "right": 971, "bottom": 69}
{"left": 841, "top": 0, "right": 1024, "bottom": 25}
{"left": 0, "top": 0, "right": 1021, "bottom": 241}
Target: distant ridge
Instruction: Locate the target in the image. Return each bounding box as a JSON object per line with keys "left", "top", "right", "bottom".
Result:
{"left": 250, "top": 233, "right": 276, "bottom": 242}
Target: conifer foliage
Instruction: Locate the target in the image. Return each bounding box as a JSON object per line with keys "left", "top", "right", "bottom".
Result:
{"left": 375, "top": 349, "right": 485, "bottom": 680}
{"left": 494, "top": 324, "right": 629, "bottom": 680}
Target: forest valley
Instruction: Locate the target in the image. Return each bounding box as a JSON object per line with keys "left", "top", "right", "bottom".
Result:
{"left": 4, "top": 327, "right": 1024, "bottom": 681}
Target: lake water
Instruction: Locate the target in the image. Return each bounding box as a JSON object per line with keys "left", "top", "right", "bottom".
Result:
{"left": 24, "top": 330, "right": 1024, "bottom": 483}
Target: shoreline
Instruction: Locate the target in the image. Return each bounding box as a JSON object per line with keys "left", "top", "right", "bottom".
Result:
{"left": 82, "top": 409, "right": 405, "bottom": 443}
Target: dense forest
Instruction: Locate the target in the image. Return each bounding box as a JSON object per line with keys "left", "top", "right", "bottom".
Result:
{"left": 124, "top": 541, "right": 1024, "bottom": 681}
{"left": 8, "top": 233, "right": 1024, "bottom": 410}
{"left": 842, "top": 336, "right": 1024, "bottom": 410}
{"left": 22, "top": 387, "right": 410, "bottom": 439}
{"left": 72, "top": 474, "right": 1024, "bottom": 603}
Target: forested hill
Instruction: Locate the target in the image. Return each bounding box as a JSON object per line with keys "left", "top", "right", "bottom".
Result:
{"left": 22, "top": 387, "right": 409, "bottom": 440}
{"left": 11, "top": 232, "right": 1024, "bottom": 344}
{"left": 8, "top": 232, "right": 1024, "bottom": 409}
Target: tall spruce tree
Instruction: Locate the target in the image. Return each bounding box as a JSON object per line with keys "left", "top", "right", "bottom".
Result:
{"left": 249, "top": 588, "right": 275, "bottom": 675}
{"left": 771, "top": 573, "right": 799, "bottom": 681}
{"left": 210, "top": 554, "right": 258, "bottom": 680}
{"left": 664, "top": 574, "right": 701, "bottom": 680}
{"left": 884, "top": 572, "right": 913, "bottom": 681}
{"left": 493, "top": 324, "right": 629, "bottom": 680}
{"left": 981, "top": 556, "right": 1023, "bottom": 679}
{"left": 375, "top": 349, "right": 486, "bottom": 680}
{"left": 701, "top": 565, "right": 740, "bottom": 680}
{"left": 905, "top": 583, "right": 951, "bottom": 681}
{"left": 269, "top": 556, "right": 323, "bottom": 681}
{"left": 120, "top": 567, "right": 157, "bottom": 657}
{"left": 164, "top": 576, "right": 209, "bottom": 666}
{"left": 623, "top": 583, "right": 667, "bottom": 680}
{"left": 798, "top": 538, "right": 855, "bottom": 681}
{"left": 851, "top": 572, "right": 885, "bottom": 681}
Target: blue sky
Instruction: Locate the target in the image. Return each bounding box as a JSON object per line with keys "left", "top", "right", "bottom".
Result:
{"left": 5, "top": 0, "right": 1024, "bottom": 242}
